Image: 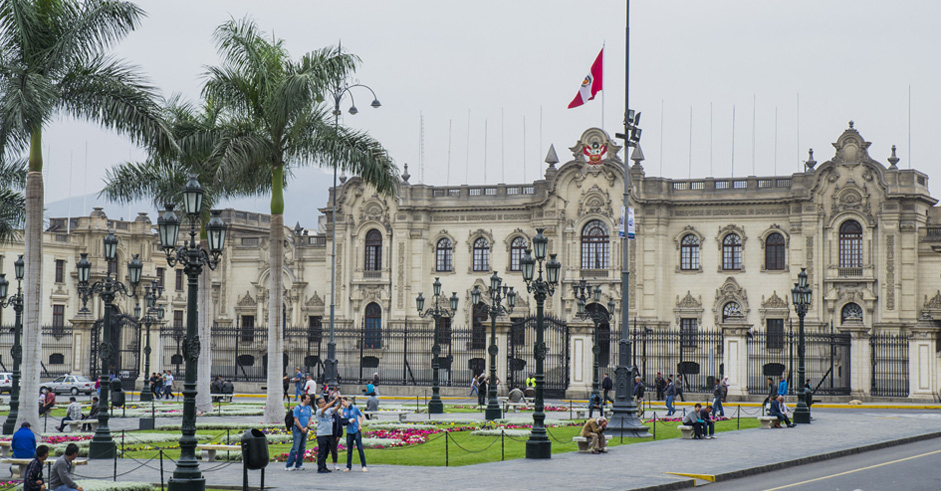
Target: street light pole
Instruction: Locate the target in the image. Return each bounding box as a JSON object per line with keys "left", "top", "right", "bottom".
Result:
{"left": 473, "top": 272, "right": 516, "bottom": 421}
{"left": 325, "top": 59, "right": 382, "bottom": 388}
{"left": 573, "top": 280, "right": 616, "bottom": 405}
{"left": 158, "top": 177, "right": 227, "bottom": 491}
{"left": 77, "top": 235, "right": 142, "bottom": 459}
{"left": 136, "top": 280, "right": 164, "bottom": 403}
{"left": 1, "top": 255, "right": 25, "bottom": 435}
{"left": 521, "top": 229, "right": 561, "bottom": 459}
{"left": 417, "top": 278, "right": 459, "bottom": 414}
{"left": 791, "top": 268, "right": 812, "bottom": 424}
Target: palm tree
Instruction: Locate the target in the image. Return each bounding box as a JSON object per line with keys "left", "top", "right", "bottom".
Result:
{"left": 204, "top": 18, "right": 398, "bottom": 423}
{"left": 0, "top": 0, "right": 172, "bottom": 429}
{"left": 0, "top": 156, "right": 26, "bottom": 244}
{"left": 101, "top": 96, "right": 268, "bottom": 412}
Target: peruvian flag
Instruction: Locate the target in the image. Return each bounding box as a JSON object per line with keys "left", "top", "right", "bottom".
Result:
{"left": 568, "top": 48, "right": 603, "bottom": 108}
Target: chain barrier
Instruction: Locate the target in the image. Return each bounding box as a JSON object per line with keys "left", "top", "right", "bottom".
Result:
{"left": 444, "top": 431, "right": 501, "bottom": 453}
{"left": 72, "top": 458, "right": 151, "bottom": 479}
{"left": 544, "top": 427, "right": 577, "bottom": 445}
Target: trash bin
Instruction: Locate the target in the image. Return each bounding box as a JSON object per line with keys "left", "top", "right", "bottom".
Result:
{"left": 241, "top": 429, "right": 269, "bottom": 470}
{"left": 111, "top": 379, "right": 126, "bottom": 408}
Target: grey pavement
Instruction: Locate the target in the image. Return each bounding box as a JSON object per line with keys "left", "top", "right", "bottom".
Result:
{"left": 72, "top": 409, "right": 941, "bottom": 491}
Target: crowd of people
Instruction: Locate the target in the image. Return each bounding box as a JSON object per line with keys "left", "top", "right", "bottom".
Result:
{"left": 12, "top": 422, "right": 85, "bottom": 491}
{"left": 284, "top": 388, "right": 369, "bottom": 473}
{"left": 147, "top": 371, "right": 176, "bottom": 399}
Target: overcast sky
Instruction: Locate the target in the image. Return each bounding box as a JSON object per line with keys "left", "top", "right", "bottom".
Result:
{"left": 36, "top": 0, "right": 941, "bottom": 223}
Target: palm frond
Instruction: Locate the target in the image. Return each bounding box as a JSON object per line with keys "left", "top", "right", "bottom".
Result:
{"left": 48, "top": 0, "right": 144, "bottom": 68}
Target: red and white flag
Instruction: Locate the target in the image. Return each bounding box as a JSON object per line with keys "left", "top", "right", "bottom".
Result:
{"left": 568, "top": 48, "right": 603, "bottom": 108}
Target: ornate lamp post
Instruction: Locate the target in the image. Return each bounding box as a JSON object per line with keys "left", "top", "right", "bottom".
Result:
{"left": 473, "top": 272, "right": 516, "bottom": 421}
{"left": 791, "top": 268, "right": 812, "bottom": 424}
{"left": 573, "top": 280, "right": 616, "bottom": 405}
{"left": 158, "top": 176, "right": 227, "bottom": 491}
{"left": 135, "top": 280, "right": 164, "bottom": 402}
{"left": 416, "top": 278, "right": 459, "bottom": 414}
{"left": 521, "top": 228, "right": 561, "bottom": 459}
{"left": 77, "top": 233, "right": 142, "bottom": 458}
{"left": 1, "top": 255, "right": 25, "bottom": 435}
{"left": 325, "top": 68, "right": 381, "bottom": 388}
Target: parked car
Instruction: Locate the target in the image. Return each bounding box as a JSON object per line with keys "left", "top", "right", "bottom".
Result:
{"left": 41, "top": 374, "right": 95, "bottom": 396}
{"left": 0, "top": 372, "right": 11, "bottom": 394}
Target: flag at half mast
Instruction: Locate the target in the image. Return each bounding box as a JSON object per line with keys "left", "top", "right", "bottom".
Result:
{"left": 568, "top": 48, "right": 603, "bottom": 108}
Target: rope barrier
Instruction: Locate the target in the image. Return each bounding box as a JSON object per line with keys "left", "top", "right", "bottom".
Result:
{"left": 444, "top": 432, "right": 501, "bottom": 454}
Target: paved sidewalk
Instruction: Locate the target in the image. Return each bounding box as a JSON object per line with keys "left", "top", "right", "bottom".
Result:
{"left": 75, "top": 410, "right": 941, "bottom": 490}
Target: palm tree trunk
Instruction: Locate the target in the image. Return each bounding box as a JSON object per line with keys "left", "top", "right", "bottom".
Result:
{"left": 17, "top": 130, "right": 43, "bottom": 433}
{"left": 196, "top": 255, "right": 212, "bottom": 413}
{"left": 264, "top": 165, "right": 286, "bottom": 423}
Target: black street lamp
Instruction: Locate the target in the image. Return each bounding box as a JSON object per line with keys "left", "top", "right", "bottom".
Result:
{"left": 158, "top": 176, "right": 227, "bottom": 491}
{"left": 77, "top": 233, "right": 142, "bottom": 458}
{"left": 573, "top": 280, "right": 616, "bottom": 406}
{"left": 325, "top": 63, "right": 381, "bottom": 388}
{"left": 416, "top": 278, "right": 459, "bottom": 414}
{"left": 1, "top": 255, "right": 25, "bottom": 435}
{"left": 791, "top": 268, "right": 812, "bottom": 424}
{"left": 521, "top": 228, "right": 561, "bottom": 459}
{"left": 135, "top": 280, "right": 164, "bottom": 402}
{"left": 473, "top": 272, "right": 516, "bottom": 421}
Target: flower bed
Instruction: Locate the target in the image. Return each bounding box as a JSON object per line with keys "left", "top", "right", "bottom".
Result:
{"left": 470, "top": 429, "right": 530, "bottom": 437}
{"left": 156, "top": 422, "right": 283, "bottom": 431}
{"left": 362, "top": 423, "right": 438, "bottom": 431}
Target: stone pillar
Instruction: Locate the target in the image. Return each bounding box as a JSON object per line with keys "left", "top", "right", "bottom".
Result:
{"left": 566, "top": 319, "right": 593, "bottom": 399}
{"left": 909, "top": 315, "right": 939, "bottom": 399}
{"left": 492, "top": 319, "right": 511, "bottom": 396}
{"left": 839, "top": 318, "right": 871, "bottom": 398}
{"left": 70, "top": 313, "right": 95, "bottom": 377}
{"left": 720, "top": 319, "right": 751, "bottom": 398}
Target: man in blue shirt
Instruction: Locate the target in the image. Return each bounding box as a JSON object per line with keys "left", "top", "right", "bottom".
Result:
{"left": 293, "top": 368, "right": 303, "bottom": 401}
{"left": 315, "top": 395, "right": 340, "bottom": 473}
{"left": 778, "top": 376, "right": 788, "bottom": 397}
{"left": 285, "top": 394, "right": 312, "bottom": 471}
{"left": 341, "top": 397, "right": 367, "bottom": 472}
{"left": 12, "top": 422, "right": 37, "bottom": 459}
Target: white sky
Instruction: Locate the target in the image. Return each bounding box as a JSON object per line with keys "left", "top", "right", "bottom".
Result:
{"left": 37, "top": 0, "right": 941, "bottom": 220}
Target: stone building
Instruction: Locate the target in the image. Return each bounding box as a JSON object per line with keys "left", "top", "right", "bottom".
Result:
{"left": 3, "top": 123, "right": 940, "bottom": 400}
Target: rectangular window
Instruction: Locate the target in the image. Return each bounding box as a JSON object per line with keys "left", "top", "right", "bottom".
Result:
{"left": 308, "top": 316, "right": 323, "bottom": 342}
{"left": 473, "top": 248, "right": 490, "bottom": 272}
{"left": 175, "top": 269, "right": 184, "bottom": 291}
{"left": 52, "top": 305, "right": 65, "bottom": 327}
{"left": 680, "top": 318, "right": 698, "bottom": 348}
{"left": 55, "top": 259, "right": 65, "bottom": 283}
{"left": 437, "top": 317, "right": 451, "bottom": 345}
{"left": 173, "top": 310, "right": 184, "bottom": 328}
{"left": 240, "top": 315, "right": 255, "bottom": 343}
{"left": 156, "top": 268, "right": 165, "bottom": 288}
{"left": 767, "top": 319, "right": 785, "bottom": 350}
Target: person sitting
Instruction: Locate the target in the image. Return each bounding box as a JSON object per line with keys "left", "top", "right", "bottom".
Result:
{"left": 683, "top": 403, "right": 707, "bottom": 439}
{"left": 39, "top": 389, "right": 55, "bottom": 416}
{"left": 83, "top": 397, "right": 100, "bottom": 432}
{"left": 211, "top": 376, "right": 224, "bottom": 402}
{"left": 588, "top": 392, "right": 603, "bottom": 418}
{"left": 580, "top": 416, "right": 608, "bottom": 454}
{"left": 508, "top": 387, "right": 526, "bottom": 405}
{"left": 23, "top": 444, "right": 48, "bottom": 491}
{"left": 222, "top": 380, "right": 235, "bottom": 401}
{"left": 699, "top": 405, "right": 716, "bottom": 439}
{"left": 57, "top": 396, "right": 82, "bottom": 432}
{"left": 49, "top": 443, "right": 83, "bottom": 491}
{"left": 365, "top": 393, "right": 379, "bottom": 420}
{"left": 770, "top": 395, "right": 796, "bottom": 428}
{"left": 12, "top": 421, "right": 37, "bottom": 459}
{"left": 364, "top": 381, "right": 376, "bottom": 397}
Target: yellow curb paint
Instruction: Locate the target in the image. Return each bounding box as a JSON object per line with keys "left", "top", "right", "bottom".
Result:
{"left": 665, "top": 472, "right": 716, "bottom": 484}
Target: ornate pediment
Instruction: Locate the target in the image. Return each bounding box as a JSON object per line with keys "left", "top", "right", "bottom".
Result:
{"left": 569, "top": 127, "right": 622, "bottom": 166}
{"left": 759, "top": 291, "right": 789, "bottom": 325}
{"left": 673, "top": 291, "right": 704, "bottom": 326}
{"left": 676, "top": 291, "right": 701, "bottom": 309}
{"left": 577, "top": 184, "right": 614, "bottom": 218}
{"left": 713, "top": 277, "right": 749, "bottom": 325}
{"left": 762, "top": 291, "right": 788, "bottom": 309}
{"left": 306, "top": 292, "right": 324, "bottom": 308}
{"left": 359, "top": 198, "right": 390, "bottom": 229}
{"left": 924, "top": 291, "right": 941, "bottom": 311}
{"left": 236, "top": 290, "right": 257, "bottom": 308}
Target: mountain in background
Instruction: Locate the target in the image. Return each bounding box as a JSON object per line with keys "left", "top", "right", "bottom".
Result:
{"left": 44, "top": 167, "right": 334, "bottom": 232}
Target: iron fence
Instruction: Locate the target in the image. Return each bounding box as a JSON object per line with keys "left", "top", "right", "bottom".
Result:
{"left": 0, "top": 325, "right": 74, "bottom": 379}
{"left": 746, "top": 325, "right": 851, "bottom": 395}
{"left": 871, "top": 333, "right": 909, "bottom": 397}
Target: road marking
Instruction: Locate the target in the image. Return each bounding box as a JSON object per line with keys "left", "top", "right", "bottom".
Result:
{"left": 666, "top": 472, "right": 716, "bottom": 484}
{"left": 763, "top": 448, "right": 941, "bottom": 490}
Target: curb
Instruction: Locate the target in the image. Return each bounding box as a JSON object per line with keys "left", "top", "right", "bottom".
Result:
{"left": 635, "top": 430, "right": 941, "bottom": 490}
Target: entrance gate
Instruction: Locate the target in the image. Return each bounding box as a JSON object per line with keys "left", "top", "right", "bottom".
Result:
{"left": 507, "top": 316, "right": 569, "bottom": 398}
{"left": 91, "top": 311, "right": 141, "bottom": 390}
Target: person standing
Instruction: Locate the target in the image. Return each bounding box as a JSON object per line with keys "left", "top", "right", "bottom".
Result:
{"left": 284, "top": 394, "right": 312, "bottom": 471}
{"left": 763, "top": 377, "right": 779, "bottom": 414}
{"left": 23, "top": 444, "right": 48, "bottom": 491}
{"left": 602, "top": 373, "right": 613, "bottom": 405}
{"left": 469, "top": 375, "right": 479, "bottom": 397}
{"left": 304, "top": 374, "right": 318, "bottom": 397}
{"left": 633, "top": 376, "right": 645, "bottom": 417}
{"left": 293, "top": 367, "right": 304, "bottom": 401}
{"left": 712, "top": 380, "right": 725, "bottom": 417}
{"left": 477, "top": 374, "right": 487, "bottom": 407}
{"left": 57, "top": 396, "right": 82, "bottom": 432}
{"left": 330, "top": 403, "right": 344, "bottom": 471}
{"left": 664, "top": 377, "right": 676, "bottom": 416}
{"left": 579, "top": 416, "right": 608, "bottom": 454}
{"left": 341, "top": 398, "right": 367, "bottom": 472}
{"left": 654, "top": 372, "right": 665, "bottom": 401}
{"left": 778, "top": 375, "right": 788, "bottom": 397}
{"left": 164, "top": 371, "right": 175, "bottom": 399}
{"left": 49, "top": 443, "right": 83, "bottom": 491}
{"left": 315, "top": 395, "right": 340, "bottom": 473}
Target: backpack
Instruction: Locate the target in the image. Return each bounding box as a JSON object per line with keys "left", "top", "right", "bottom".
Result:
{"left": 285, "top": 407, "right": 294, "bottom": 431}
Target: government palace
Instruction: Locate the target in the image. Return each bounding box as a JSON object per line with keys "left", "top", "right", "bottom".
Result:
{"left": 3, "top": 123, "right": 940, "bottom": 401}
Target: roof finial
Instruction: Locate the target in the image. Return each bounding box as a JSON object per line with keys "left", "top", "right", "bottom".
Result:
{"left": 545, "top": 144, "right": 559, "bottom": 169}
{"left": 887, "top": 145, "right": 899, "bottom": 170}
{"left": 848, "top": 120, "right": 855, "bottom": 129}
{"left": 805, "top": 148, "right": 817, "bottom": 171}
{"left": 401, "top": 163, "right": 410, "bottom": 183}
{"left": 630, "top": 143, "right": 645, "bottom": 168}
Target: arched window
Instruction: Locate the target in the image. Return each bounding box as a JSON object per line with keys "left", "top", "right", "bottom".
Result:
{"left": 765, "top": 233, "right": 786, "bottom": 270}
{"left": 436, "top": 238, "right": 453, "bottom": 272}
{"left": 722, "top": 301, "right": 743, "bottom": 322}
{"left": 509, "top": 237, "right": 527, "bottom": 272}
{"left": 680, "top": 234, "right": 700, "bottom": 270}
{"left": 839, "top": 220, "right": 863, "bottom": 268}
{"left": 841, "top": 303, "right": 863, "bottom": 323}
{"left": 473, "top": 237, "right": 490, "bottom": 272}
{"left": 364, "top": 229, "right": 382, "bottom": 271}
{"left": 581, "top": 220, "right": 610, "bottom": 269}
{"left": 364, "top": 302, "right": 382, "bottom": 349}
{"left": 722, "top": 233, "right": 742, "bottom": 271}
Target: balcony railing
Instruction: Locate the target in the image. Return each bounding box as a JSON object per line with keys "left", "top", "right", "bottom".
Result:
{"left": 925, "top": 226, "right": 941, "bottom": 242}
{"left": 838, "top": 267, "right": 863, "bottom": 277}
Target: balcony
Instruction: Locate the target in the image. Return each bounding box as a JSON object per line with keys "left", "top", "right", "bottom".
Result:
{"left": 580, "top": 269, "right": 609, "bottom": 279}
{"left": 838, "top": 267, "right": 863, "bottom": 277}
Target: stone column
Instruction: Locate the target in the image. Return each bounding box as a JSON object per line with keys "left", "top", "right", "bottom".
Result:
{"left": 493, "top": 319, "right": 511, "bottom": 396}
{"left": 565, "top": 319, "right": 593, "bottom": 399}
{"left": 839, "top": 318, "right": 871, "bottom": 398}
{"left": 70, "top": 312, "right": 95, "bottom": 377}
{"left": 909, "top": 315, "right": 939, "bottom": 399}
{"left": 720, "top": 318, "right": 751, "bottom": 398}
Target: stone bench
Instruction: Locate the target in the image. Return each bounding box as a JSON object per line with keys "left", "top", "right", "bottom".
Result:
{"left": 504, "top": 402, "right": 528, "bottom": 413}
{"left": 758, "top": 416, "right": 779, "bottom": 429}
{"left": 0, "top": 441, "right": 10, "bottom": 458}
{"left": 573, "top": 407, "right": 610, "bottom": 420}
{"left": 2, "top": 458, "right": 86, "bottom": 477}
{"left": 571, "top": 434, "right": 613, "bottom": 453}
{"left": 66, "top": 419, "right": 98, "bottom": 433}
{"left": 678, "top": 425, "right": 695, "bottom": 439}
{"left": 196, "top": 444, "right": 241, "bottom": 462}
{"left": 362, "top": 410, "right": 409, "bottom": 422}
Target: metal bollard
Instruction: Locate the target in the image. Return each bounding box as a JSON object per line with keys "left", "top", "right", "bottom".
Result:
{"left": 445, "top": 431, "right": 449, "bottom": 467}
{"left": 160, "top": 449, "right": 165, "bottom": 491}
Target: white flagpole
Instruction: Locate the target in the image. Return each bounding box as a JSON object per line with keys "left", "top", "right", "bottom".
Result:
{"left": 447, "top": 119, "right": 452, "bottom": 186}
{"left": 466, "top": 109, "right": 471, "bottom": 184}
{"left": 601, "top": 42, "right": 605, "bottom": 131}
{"left": 501, "top": 108, "right": 505, "bottom": 183}
{"left": 523, "top": 116, "right": 527, "bottom": 183}
{"left": 484, "top": 118, "right": 488, "bottom": 184}
{"left": 660, "top": 99, "right": 665, "bottom": 176}
{"left": 731, "top": 105, "right": 736, "bottom": 178}
{"left": 67, "top": 151, "right": 73, "bottom": 234}
{"left": 83, "top": 141, "right": 88, "bottom": 216}
{"left": 688, "top": 106, "right": 692, "bottom": 179}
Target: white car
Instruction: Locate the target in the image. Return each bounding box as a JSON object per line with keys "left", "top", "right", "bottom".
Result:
{"left": 0, "top": 373, "right": 11, "bottom": 394}
{"left": 42, "top": 374, "right": 95, "bottom": 396}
